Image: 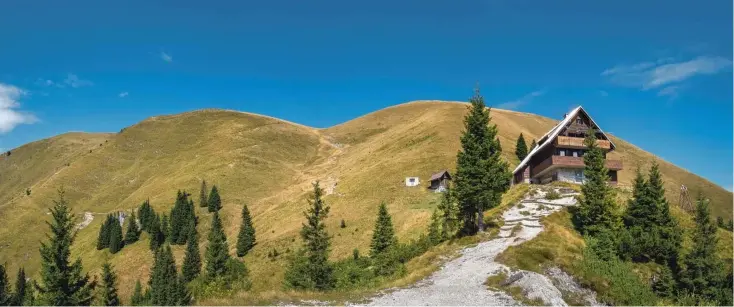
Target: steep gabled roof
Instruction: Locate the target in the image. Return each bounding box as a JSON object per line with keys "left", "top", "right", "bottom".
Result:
{"left": 512, "top": 106, "right": 616, "bottom": 175}
{"left": 430, "top": 170, "right": 451, "bottom": 181}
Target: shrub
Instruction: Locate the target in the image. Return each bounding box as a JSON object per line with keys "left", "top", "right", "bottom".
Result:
{"left": 574, "top": 247, "right": 657, "bottom": 306}
{"left": 189, "top": 259, "right": 251, "bottom": 299}
{"left": 545, "top": 190, "right": 561, "bottom": 200}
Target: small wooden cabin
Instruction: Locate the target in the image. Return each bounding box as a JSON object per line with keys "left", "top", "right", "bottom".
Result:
{"left": 429, "top": 170, "right": 452, "bottom": 192}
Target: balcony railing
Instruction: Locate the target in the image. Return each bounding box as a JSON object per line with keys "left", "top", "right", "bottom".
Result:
{"left": 555, "top": 136, "right": 611, "bottom": 150}
{"left": 531, "top": 155, "right": 623, "bottom": 177}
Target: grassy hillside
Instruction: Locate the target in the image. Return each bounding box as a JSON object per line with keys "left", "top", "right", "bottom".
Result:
{"left": 0, "top": 101, "right": 730, "bottom": 302}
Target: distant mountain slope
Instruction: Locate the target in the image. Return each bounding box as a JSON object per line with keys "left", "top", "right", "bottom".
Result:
{"left": 0, "top": 101, "right": 729, "bottom": 299}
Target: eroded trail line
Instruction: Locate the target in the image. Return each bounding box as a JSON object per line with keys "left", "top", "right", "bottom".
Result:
{"left": 352, "top": 187, "right": 579, "bottom": 306}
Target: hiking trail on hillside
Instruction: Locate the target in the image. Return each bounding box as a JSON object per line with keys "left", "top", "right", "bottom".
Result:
{"left": 348, "top": 186, "right": 598, "bottom": 306}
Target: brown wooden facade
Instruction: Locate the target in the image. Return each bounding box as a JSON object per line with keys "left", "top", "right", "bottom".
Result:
{"left": 513, "top": 106, "right": 622, "bottom": 185}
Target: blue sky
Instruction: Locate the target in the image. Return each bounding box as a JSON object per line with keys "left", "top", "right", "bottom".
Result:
{"left": 0, "top": 0, "right": 732, "bottom": 190}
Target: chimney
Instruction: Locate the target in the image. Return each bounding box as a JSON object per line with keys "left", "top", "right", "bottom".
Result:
{"left": 563, "top": 113, "right": 567, "bottom": 119}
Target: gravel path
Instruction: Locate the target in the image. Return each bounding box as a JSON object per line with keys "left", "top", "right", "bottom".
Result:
{"left": 353, "top": 188, "right": 579, "bottom": 306}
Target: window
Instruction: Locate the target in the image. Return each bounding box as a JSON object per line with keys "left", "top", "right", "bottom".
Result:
{"left": 559, "top": 150, "right": 565, "bottom": 156}
{"left": 409, "top": 178, "right": 415, "bottom": 183}
{"left": 572, "top": 151, "right": 578, "bottom": 157}
{"left": 576, "top": 117, "right": 583, "bottom": 124}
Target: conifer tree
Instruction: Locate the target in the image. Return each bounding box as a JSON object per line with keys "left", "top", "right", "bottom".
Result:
{"left": 199, "top": 180, "right": 209, "bottom": 208}
{"left": 454, "top": 87, "right": 510, "bottom": 235}
{"left": 36, "top": 189, "right": 95, "bottom": 306}
{"left": 207, "top": 185, "right": 222, "bottom": 212}
{"left": 205, "top": 211, "right": 230, "bottom": 278}
{"left": 124, "top": 212, "right": 141, "bottom": 244}
{"left": 236, "top": 204, "right": 257, "bottom": 257}
{"left": 99, "top": 262, "right": 120, "bottom": 306}
{"left": 437, "top": 185, "right": 458, "bottom": 239}
{"left": 129, "top": 280, "right": 144, "bottom": 306}
{"left": 370, "top": 202, "right": 397, "bottom": 256}
{"left": 728, "top": 219, "right": 733, "bottom": 232}
{"left": 573, "top": 130, "right": 620, "bottom": 235}
{"left": 96, "top": 216, "right": 111, "bottom": 250}
{"left": 161, "top": 214, "right": 170, "bottom": 242}
{"left": 428, "top": 209, "right": 442, "bottom": 245}
{"left": 284, "top": 182, "right": 334, "bottom": 290}
{"left": 148, "top": 245, "right": 190, "bottom": 306}
{"left": 680, "top": 195, "right": 727, "bottom": 303}
{"left": 13, "top": 267, "right": 26, "bottom": 306}
{"left": 646, "top": 161, "right": 682, "bottom": 264}
{"left": 182, "top": 224, "right": 201, "bottom": 283}
{"left": 138, "top": 200, "right": 155, "bottom": 233}
{"left": 108, "top": 217, "right": 124, "bottom": 254}
{"left": 0, "top": 263, "right": 11, "bottom": 306}
{"left": 515, "top": 133, "right": 528, "bottom": 161}
{"left": 716, "top": 216, "right": 725, "bottom": 229}
{"left": 149, "top": 214, "right": 164, "bottom": 251}
{"left": 530, "top": 139, "right": 537, "bottom": 150}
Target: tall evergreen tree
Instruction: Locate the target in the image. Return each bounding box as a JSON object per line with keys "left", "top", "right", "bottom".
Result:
{"left": 161, "top": 214, "right": 170, "bottom": 242}
{"left": 129, "top": 280, "right": 144, "bottom": 306}
{"left": 148, "top": 245, "right": 189, "bottom": 306}
{"left": 0, "top": 263, "right": 11, "bottom": 306}
{"left": 182, "top": 224, "right": 201, "bottom": 282}
{"left": 207, "top": 185, "right": 222, "bottom": 213}
{"left": 199, "top": 180, "right": 209, "bottom": 208}
{"left": 284, "top": 182, "right": 334, "bottom": 290}
{"left": 573, "top": 130, "right": 621, "bottom": 235}
{"left": 428, "top": 209, "right": 443, "bottom": 245}
{"left": 454, "top": 87, "right": 510, "bottom": 235}
{"left": 99, "top": 262, "right": 120, "bottom": 306}
{"left": 205, "top": 211, "right": 230, "bottom": 278}
{"left": 96, "top": 215, "right": 111, "bottom": 250}
{"left": 680, "top": 195, "right": 727, "bottom": 303}
{"left": 36, "top": 189, "right": 95, "bottom": 306}
{"left": 515, "top": 133, "right": 528, "bottom": 161}
{"left": 124, "top": 212, "right": 141, "bottom": 244}
{"left": 149, "top": 214, "right": 164, "bottom": 251}
{"left": 236, "top": 204, "right": 257, "bottom": 257}
{"left": 13, "top": 267, "right": 26, "bottom": 306}
{"left": 530, "top": 139, "right": 537, "bottom": 150}
{"left": 108, "top": 217, "right": 124, "bottom": 254}
{"left": 370, "top": 202, "right": 397, "bottom": 257}
{"left": 138, "top": 200, "right": 155, "bottom": 233}
{"left": 437, "top": 185, "right": 458, "bottom": 239}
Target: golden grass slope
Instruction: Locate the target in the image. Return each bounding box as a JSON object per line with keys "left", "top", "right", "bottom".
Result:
{"left": 0, "top": 101, "right": 730, "bottom": 302}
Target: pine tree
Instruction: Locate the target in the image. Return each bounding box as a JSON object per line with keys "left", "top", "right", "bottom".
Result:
{"left": 515, "top": 133, "right": 528, "bottom": 161}
{"left": 454, "top": 87, "right": 510, "bottom": 235}
{"left": 205, "top": 211, "right": 230, "bottom": 278}
{"left": 96, "top": 215, "right": 111, "bottom": 250}
{"left": 530, "top": 139, "right": 537, "bottom": 150}
{"left": 169, "top": 190, "right": 194, "bottom": 245}
{"left": 108, "top": 216, "right": 124, "bottom": 254}
{"left": 0, "top": 263, "right": 11, "bottom": 306}
{"left": 370, "top": 202, "right": 397, "bottom": 257}
{"left": 728, "top": 219, "right": 733, "bottom": 231}
{"left": 284, "top": 181, "right": 334, "bottom": 290}
{"left": 138, "top": 200, "right": 155, "bottom": 233}
{"left": 161, "top": 214, "right": 170, "bottom": 242}
{"left": 716, "top": 216, "right": 725, "bottom": 229}
{"left": 645, "top": 161, "right": 682, "bottom": 264}
{"left": 208, "top": 185, "right": 222, "bottom": 212}
{"left": 573, "top": 130, "right": 621, "bottom": 235}
{"left": 652, "top": 261, "right": 676, "bottom": 298}
{"left": 13, "top": 267, "right": 26, "bottom": 306}
{"left": 125, "top": 212, "right": 141, "bottom": 244}
{"left": 36, "top": 189, "right": 95, "bottom": 306}
{"left": 199, "top": 180, "right": 209, "bottom": 208}
{"left": 149, "top": 214, "right": 164, "bottom": 251}
{"left": 680, "top": 195, "right": 726, "bottom": 303}
{"left": 182, "top": 224, "right": 201, "bottom": 282}
{"left": 148, "top": 245, "right": 189, "bottom": 306}
{"left": 129, "top": 280, "right": 144, "bottom": 306}
{"left": 428, "top": 209, "right": 442, "bottom": 245}
{"left": 437, "top": 185, "right": 458, "bottom": 239}
{"left": 236, "top": 204, "right": 257, "bottom": 257}
{"left": 99, "top": 262, "right": 120, "bottom": 306}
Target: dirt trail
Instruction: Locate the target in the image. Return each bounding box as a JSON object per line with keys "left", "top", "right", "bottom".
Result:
{"left": 352, "top": 187, "right": 583, "bottom": 306}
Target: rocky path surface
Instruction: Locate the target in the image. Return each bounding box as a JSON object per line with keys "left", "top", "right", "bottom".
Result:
{"left": 352, "top": 187, "right": 587, "bottom": 306}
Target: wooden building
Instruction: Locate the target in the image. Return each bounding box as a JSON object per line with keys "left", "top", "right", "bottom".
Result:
{"left": 429, "top": 170, "right": 451, "bottom": 192}
{"left": 512, "top": 106, "right": 622, "bottom": 185}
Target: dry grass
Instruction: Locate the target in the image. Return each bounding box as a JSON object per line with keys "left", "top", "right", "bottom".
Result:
{"left": 0, "top": 101, "right": 730, "bottom": 304}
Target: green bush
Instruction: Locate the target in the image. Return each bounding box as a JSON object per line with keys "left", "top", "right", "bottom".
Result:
{"left": 189, "top": 259, "right": 251, "bottom": 299}
{"left": 575, "top": 247, "right": 657, "bottom": 306}
{"left": 545, "top": 190, "right": 561, "bottom": 200}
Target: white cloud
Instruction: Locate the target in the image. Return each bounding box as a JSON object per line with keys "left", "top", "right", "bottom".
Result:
{"left": 601, "top": 56, "right": 731, "bottom": 96}
{"left": 63, "top": 73, "right": 93, "bottom": 88}
{"left": 656, "top": 86, "right": 680, "bottom": 99}
{"left": 496, "top": 90, "right": 546, "bottom": 110}
{"left": 119, "top": 91, "right": 129, "bottom": 98}
{"left": 160, "top": 51, "right": 173, "bottom": 63}
{"left": 0, "top": 83, "right": 38, "bottom": 134}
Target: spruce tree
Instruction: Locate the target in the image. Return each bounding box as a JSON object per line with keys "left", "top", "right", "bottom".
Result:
{"left": 99, "top": 262, "right": 120, "bottom": 306}
{"left": 96, "top": 216, "right": 111, "bottom": 250}
{"left": 148, "top": 245, "right": 189, "bottom": 306}
{"left": 454, "top": 87, "right": 510, "bottom": 235}
{"left": 530, "top": 139, "right": 537, "bottom": 150}
{"left": 428, "top": 209, "right": 442, "bottom": 245}
{"left": 138, "top": 200, "right": 154, "bottom": 233}
{"left": 199, "top": 180, "right": 209, "bottom": 208}
{"left": 161, "top": 214, "right": 170, "bottom": 242}
{"left": 13, "top": 267, "right": 25, "bottom": 306}
{"left": 236, "top": 204, "right": 257, "bottom": 257}
{"left": 36, "top": 189, "right": 94, "bottom": 306}
{"left": 680, "top": 195, "right": 726, "bottom": 303}
{"left": 728, "top": 219, "right": 733, "bottom": 231}
{"left": 573, "top": 130, "right": 620, "bottom": 235}
{"left": 207, "top": 185, "right": 222, "bottom": 212}
{"left": 108, "top": 217, "right": 124, "bottom": 254}
{"left": 124, "top": 212, "right": 141, "bottom": 244}
{"left": 284, "top": 181, "right": 334, "bottom": 290}
{"left": 0, "top": 263, "right": 11, "bottom": 306}
{"left": 182, "top": 224, "right": 201, "bottom": 282}
{"left": 129, "top": 280, "right": 144, "bottom": 306}
{"left": 169, "top": 190, "right": 194, "bottom": 245}
{"left": 515, "top": 133, "right": 528, "bottom": 161}
{"left": 437, "top": 185, "right": 458, "bottom": 239}
{"left": 370, "top": 202, "right": 397, "bottom": 256}
{"left": 149, "top": 214, "right": 164, "bottom": 251}
{"left": 646, "top": 161, "right": 682, "bottom": 264}
{"left": 205, "top": 211, "right": 230, "bottom": 278}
